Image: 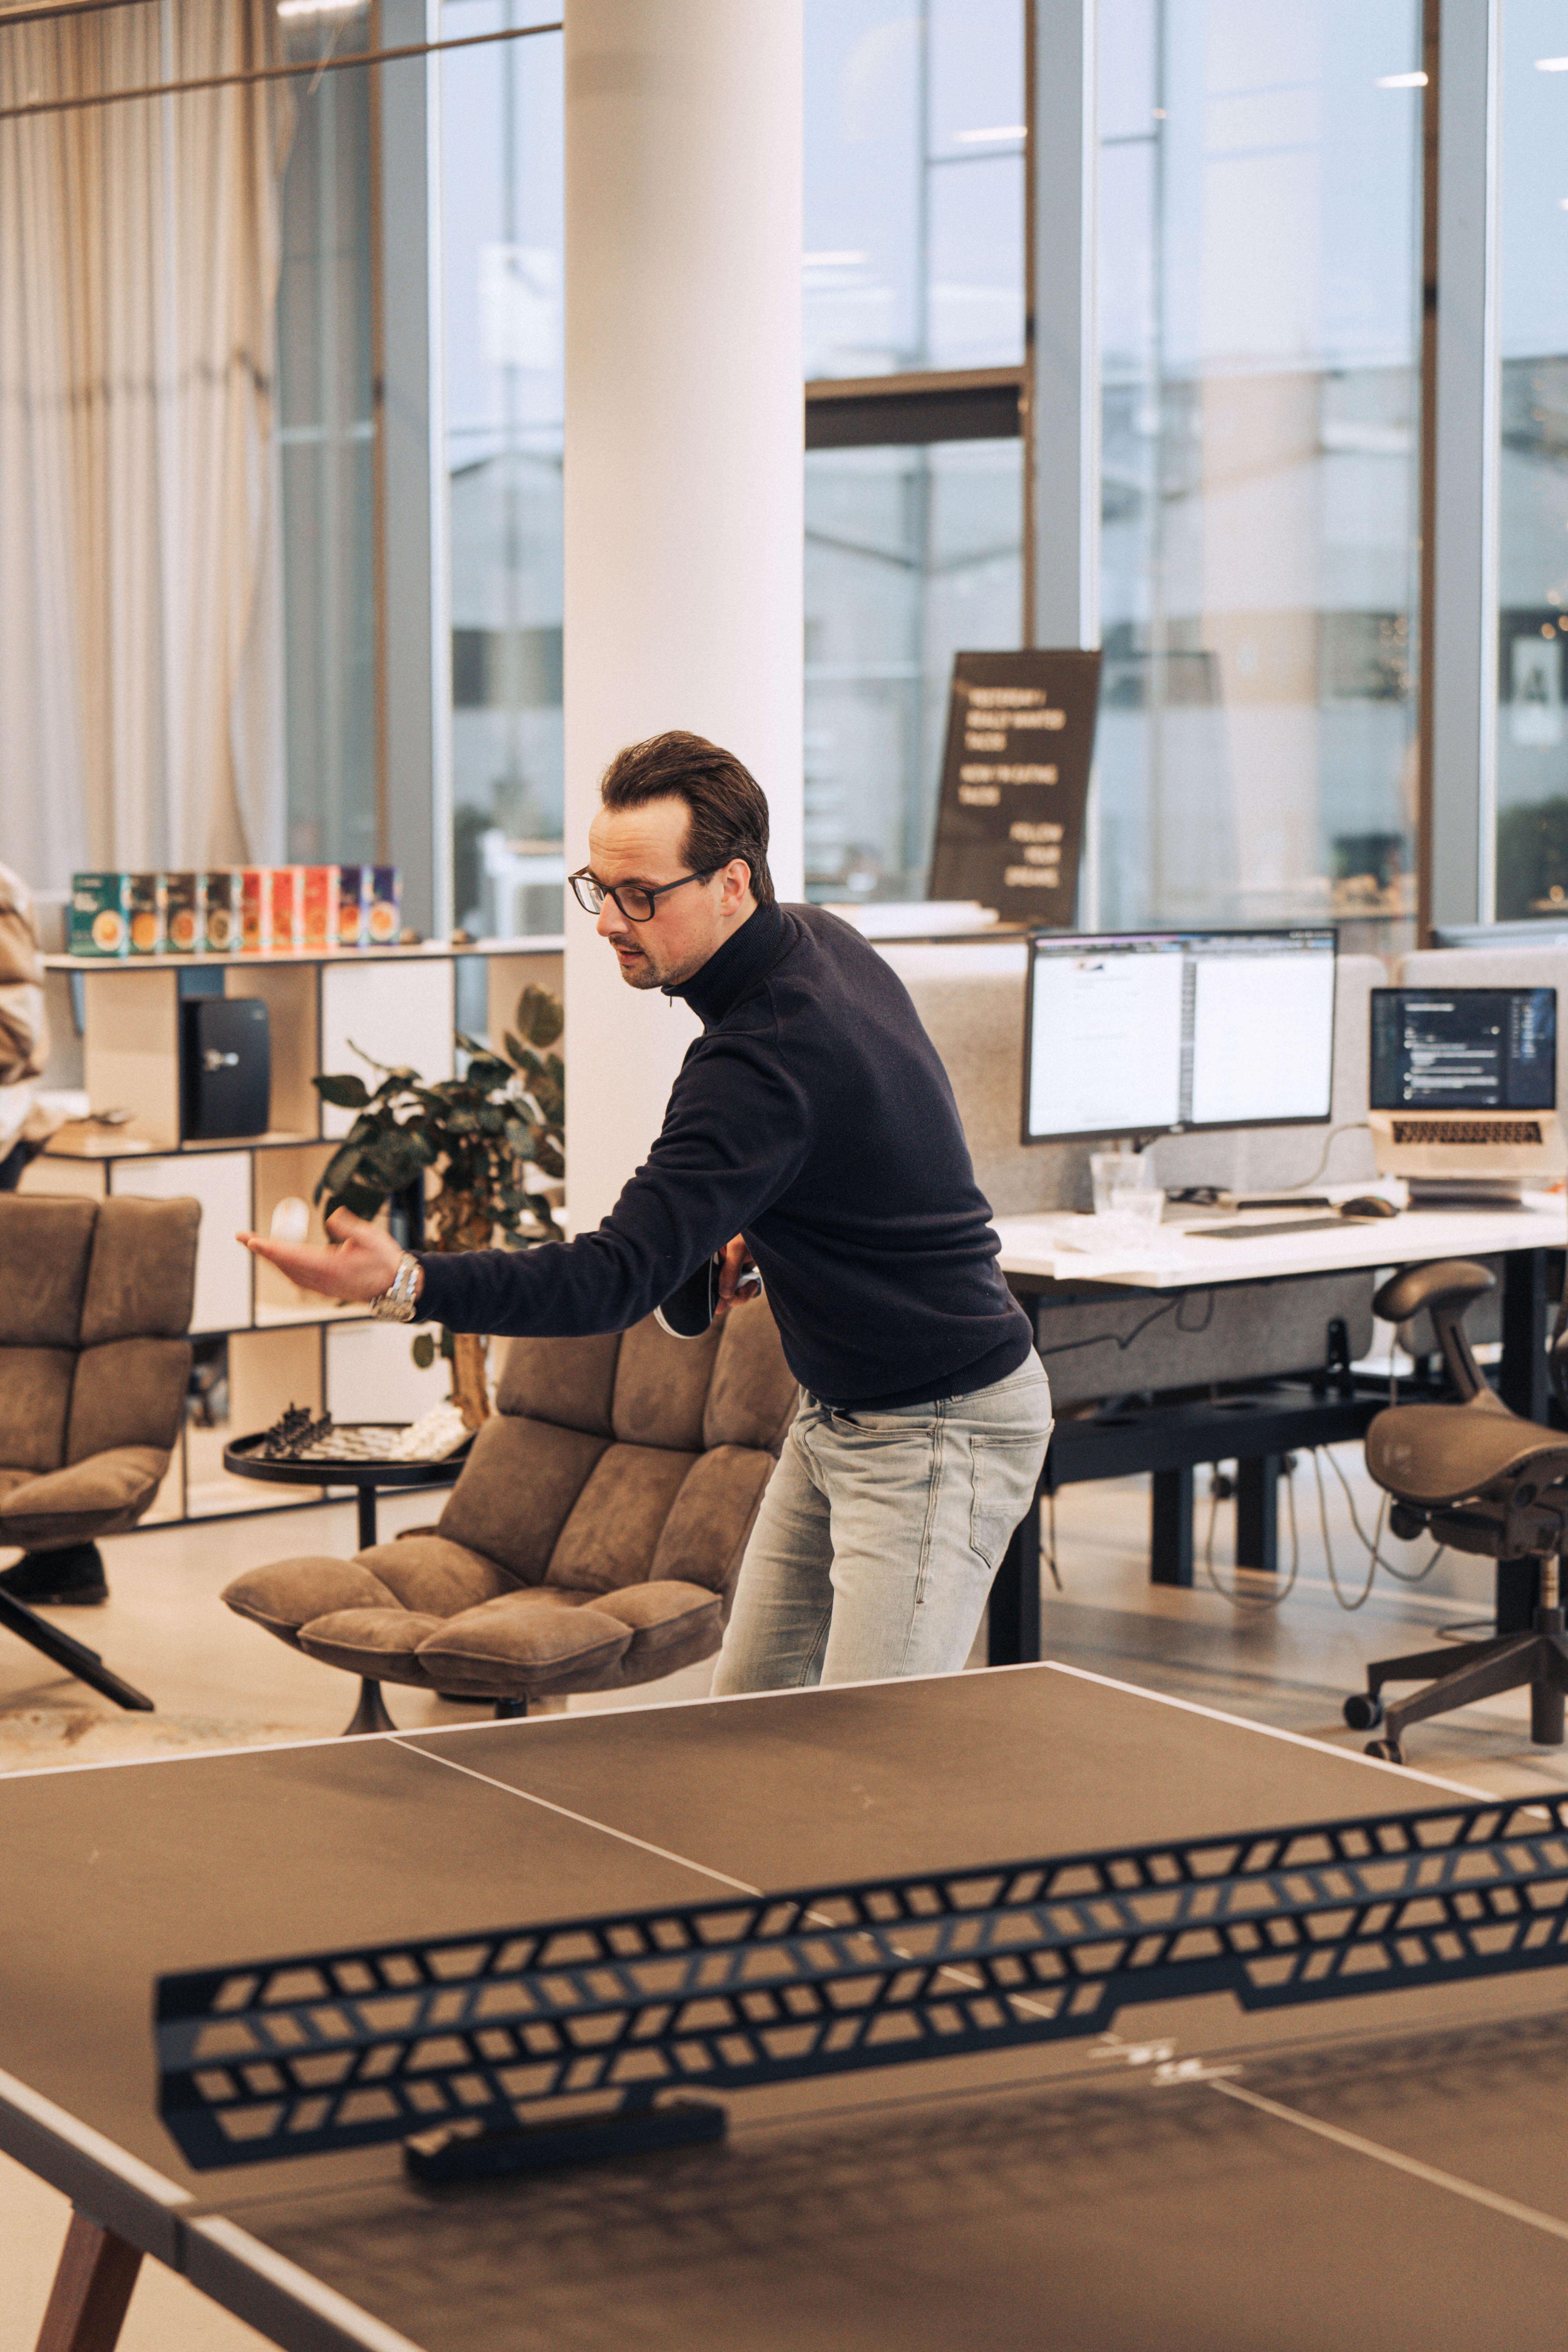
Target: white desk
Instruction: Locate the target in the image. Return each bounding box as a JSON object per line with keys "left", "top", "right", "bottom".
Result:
{"left": 994, "top": 1196, "right": 1567, "bottom": 1291}
{"left": 986, "top": 1192, "right": 1567, "bottom": 1657}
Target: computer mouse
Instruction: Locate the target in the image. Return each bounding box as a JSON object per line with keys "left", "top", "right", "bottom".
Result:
{"left": 1338, "top": 1194, "right": 1399, "bottom": 1220}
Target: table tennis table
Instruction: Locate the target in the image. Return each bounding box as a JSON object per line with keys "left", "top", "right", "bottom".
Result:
{"left": 6, "top": 1664, "right": 1568, "bottom": 2352}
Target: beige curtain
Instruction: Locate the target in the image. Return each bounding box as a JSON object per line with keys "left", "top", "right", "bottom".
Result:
{"left": 0, "top": 0, "right": 294, "bottom": 886}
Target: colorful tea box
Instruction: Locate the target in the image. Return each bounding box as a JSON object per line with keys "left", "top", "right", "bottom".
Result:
{"left": 337, "top": 866, "right": 370, "bottom": 947}
{"left": 239, "top": 868, "right": 272, "bottom": 953}
{"left": 127, "top": 873, "right": 166, "bottom": 955}
{"left": 268, "top": 864, "right": 307, "bottom": 951}
{"left": 69, "top": 873, "right": 130, "bottom": 956}
{"left": 302, "top": 865, "right": 341, "bottom": 949}
{"left": 164, "top": 873, "right": 203, "bottom": 954}
{"left": 202, "top": 871, "right": 241, "bottom": 953}
{"left": 368, "top": 865, "right": 402, "bottom": 946}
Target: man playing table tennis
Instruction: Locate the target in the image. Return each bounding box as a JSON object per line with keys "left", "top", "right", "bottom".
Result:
{"left": 241, "top": 730, "right": 1051, "bottom": 1690}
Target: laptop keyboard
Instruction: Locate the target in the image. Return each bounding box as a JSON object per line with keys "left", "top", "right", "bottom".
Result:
{"left": 1391, "top": 1118, "right": 1544, "bottom": 1145}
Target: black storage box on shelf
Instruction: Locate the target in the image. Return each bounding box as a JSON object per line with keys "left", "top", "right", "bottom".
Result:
{"left": 180, "top": 997, "right": 271, "bottom": 1140}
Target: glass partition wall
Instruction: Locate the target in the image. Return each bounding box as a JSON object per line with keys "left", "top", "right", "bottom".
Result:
{"left": 1098, "top": 0, "right": 1425, "bottom": 948}
{"left": 9, "top": 3, "right": 1566, "bottom": 946}
{"left": 1494, "top": 4, "right": 1568, "bottom": 921}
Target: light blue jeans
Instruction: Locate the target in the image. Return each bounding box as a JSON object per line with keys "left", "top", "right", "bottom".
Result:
{"left": 710, "top": 1351, "right": 1052, "bottom": 1693}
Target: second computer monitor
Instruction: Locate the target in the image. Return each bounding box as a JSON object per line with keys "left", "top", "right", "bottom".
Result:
{"left": 1022, "top": 928, "right": 1337, "bottom": 1144}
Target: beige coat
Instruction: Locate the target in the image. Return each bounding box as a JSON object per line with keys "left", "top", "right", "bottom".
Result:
{"left": 0, "top": 862, "right": 47, "bottom": 1154}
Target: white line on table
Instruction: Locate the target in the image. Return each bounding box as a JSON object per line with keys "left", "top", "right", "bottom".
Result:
{"left": 1207, "top": 2076, "right": 1568, "bottom": 2243}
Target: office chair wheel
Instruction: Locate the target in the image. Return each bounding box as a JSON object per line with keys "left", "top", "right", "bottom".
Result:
{"left": 1343, "top": 1693, "right": 1383, "bottom": 1731}
{"left": 1365, "top": 1737, "right": 1404, "bottom": 1766}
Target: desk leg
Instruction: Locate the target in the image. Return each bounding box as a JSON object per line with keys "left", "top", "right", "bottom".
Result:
{"left": 1235, "top": 1456, "right": 1281, "bottom": 1575}
{"left": 987, "top": 1501, "right": 1042, "bottom": 1667}
{"left": 1150, "top": 1467, "right": 1194, "bottom": 1587}
{"left": 35, "top": 2213, "right": 142, "bottom": 2352}
{"left": 1500, "top": 1248, "right": 1549, "bottom": 1424}
{"left": 356, "top": 1487, "right": 379, "bottom": 1552}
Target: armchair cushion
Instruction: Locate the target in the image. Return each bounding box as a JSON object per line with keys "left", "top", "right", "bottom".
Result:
{"left": 610, "top": 1316, "right": 720, "bottom": 1450}
{"left": 495, "top": 1328, "right": 619, "bottom": 1432}
{"left": 704, "top": 1294, "right": 800, "bottom": 1450}
{"left": 412, "top": 1589, "right": 634, "bottom": 1697}
{"left": 650, "top": 1445, "right": 778, "bottom": 1595}
{"left": 223, "top": 1555, "right": 401, "bottom": 1649}
{"left": 546, "top": 1444, "right": 699, "bottom": 1592}
{"left": 79, "top": 1196, "right": 200, "bottom": 1343}
{"left": 0, "top": 1445, "right": 169, "bottom": 1548}
{"left": 297, "top": 1608, "right": 448, "bottom": 1687}
{"left": 0, "top": 1346, "right": 75, "bottom": 1472}
{"left": 436, "top": 1416, "right": 609, "bottom": 1583}
{"left": 67, "top": 1336, "right": 192, "bottom": 1463}
{"left": 352, "top": 1535, "right": 516, "bottom": 1617}
{"left": 0, "top": 1200, "right": 97, "bottom": 1345}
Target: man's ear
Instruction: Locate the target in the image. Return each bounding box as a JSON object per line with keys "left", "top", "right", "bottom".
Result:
{"left": 720, "top": 858, "right": 753, "bottom": 913}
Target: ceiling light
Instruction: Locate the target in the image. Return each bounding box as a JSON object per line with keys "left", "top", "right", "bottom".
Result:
{"left": 1375, "top": 71, "right": 1427, "bottom": 88}
{"left": 276, "top": 1, "right": 366, "bottom": 20}
{"left": 955, "top": 125, "right": 1027, "bottom": 144}
{"left": 1537, "top": 56, "right": 1568, "bottom": 71}
{"left": 803, "top": 251, "right": 869, "bottom": 269}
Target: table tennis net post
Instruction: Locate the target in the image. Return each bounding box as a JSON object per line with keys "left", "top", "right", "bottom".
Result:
{"left": 155, "top": 1791, "right": 1568, "bottom": 2178}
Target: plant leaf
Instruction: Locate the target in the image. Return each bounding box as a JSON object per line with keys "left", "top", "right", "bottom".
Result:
{"left": 314, "top": 1073, "right": 371, "bottom": 1108}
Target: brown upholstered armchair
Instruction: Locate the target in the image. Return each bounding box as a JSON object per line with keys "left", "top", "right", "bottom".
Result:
{"left": 221, "top": 1294, "right": 797, "bottom": 1729}
{"left": 0, "top": 1194, "right": 199, "bottom": 1711}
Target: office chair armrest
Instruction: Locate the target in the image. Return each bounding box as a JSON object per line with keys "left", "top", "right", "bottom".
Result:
{"left": 1374, "top": 1259, "right": 1496, "bottom": 1404}
{"left": 1373, "top": 1260, "right": 1495, "bottom": 1328}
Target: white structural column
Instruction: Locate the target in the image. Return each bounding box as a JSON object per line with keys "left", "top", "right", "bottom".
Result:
{"left": 562, "top": 0, "right": 804, "bottom": 1233}
{"left": 1425, "top": 0, "right": 1502, "bottom": 931}
{"left": 1025, "top": 0, "right": 1100, "bottom": 653}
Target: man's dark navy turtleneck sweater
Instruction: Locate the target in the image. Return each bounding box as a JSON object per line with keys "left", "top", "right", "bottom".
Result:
{"left": 417, "top": 901, "right": 1033, "bottom": 1408}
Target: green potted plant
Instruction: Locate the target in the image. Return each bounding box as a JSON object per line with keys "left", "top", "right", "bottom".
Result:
{"left": 312, "top": 985, "right": 564, "bottom": 1430}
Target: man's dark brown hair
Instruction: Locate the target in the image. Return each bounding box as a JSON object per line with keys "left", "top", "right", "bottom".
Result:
{"left": 598, "top": 731, "right": 775, "bottom": 907}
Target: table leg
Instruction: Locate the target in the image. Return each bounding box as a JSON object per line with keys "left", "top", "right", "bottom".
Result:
{"left": 35, "top": 2213, "right": 142, "bottom": 2352}
{"left": 987, "top": 1500, "right": 1042, "bottom": 1667}
{"left": 356, "top": 1486, "right": 379, "bottom": 1552}
{"left": 1500, "top": 1248, "right": 1549, "bottom": 1424}
{"left": 1150, "top": 1467, "right": 1194, "bottom": 1587}
{"left": 1235, "top": 1455, "right": 1281, "bottom": 1575}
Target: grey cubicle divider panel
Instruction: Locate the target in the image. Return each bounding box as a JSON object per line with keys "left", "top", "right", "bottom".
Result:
{"left": 1038, "top": 1270, "right": 1376, "bottom": 1412}
{"left": 881, "top": 943, "right": 1386, "bottom": 1216}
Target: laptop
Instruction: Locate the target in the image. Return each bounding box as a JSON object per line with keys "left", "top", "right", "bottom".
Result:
{"left": 1370, "top": 986, "right": 1567, "bottom": 1195}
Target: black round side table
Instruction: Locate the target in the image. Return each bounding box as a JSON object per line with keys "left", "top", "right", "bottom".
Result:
{"left": 223, "top": 1425, "right": 468, "bottom": 1550}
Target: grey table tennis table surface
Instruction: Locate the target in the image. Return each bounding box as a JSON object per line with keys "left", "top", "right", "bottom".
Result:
{"left": 5, "top": 1663, "right": 1568, "bottom": 2352}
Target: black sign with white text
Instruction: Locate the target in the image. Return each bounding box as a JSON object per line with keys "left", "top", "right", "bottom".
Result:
{"left": 928, "top": 649, "right": 1101, "bottom": 924}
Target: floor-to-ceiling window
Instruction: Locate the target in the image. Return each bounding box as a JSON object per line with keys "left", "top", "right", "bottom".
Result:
{"left": 276, "top": 7, "right": 378, "bottom": 870}
{"left": 1494, "top": 6, "right": 1568, "bottom": 921}
{"left": 1097, "top": 0, "right": 1424, "bottom": 949}
{"left": 803, "top": 0, "right": 1025, "bottom": 904}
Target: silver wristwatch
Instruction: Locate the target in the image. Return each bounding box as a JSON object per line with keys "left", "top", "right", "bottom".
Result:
{"left": 370, "top": 1252, "right": 422, "bottom": 1323}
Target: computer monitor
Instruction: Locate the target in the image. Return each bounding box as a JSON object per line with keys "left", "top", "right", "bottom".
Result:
{"left": 1021, "top": 927, "right": 1338, "bottom": 1144}
{"left": 1370, "top": 988, "right": 1557, "bottom": 1112}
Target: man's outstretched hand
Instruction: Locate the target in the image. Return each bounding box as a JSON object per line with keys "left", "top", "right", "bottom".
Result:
{"left": 237, "top": 1207, "right": 413, "bottom": 1305}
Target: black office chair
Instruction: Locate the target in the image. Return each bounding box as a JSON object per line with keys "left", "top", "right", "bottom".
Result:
{"left": 1345, "top": 1259, "right": 1568, "bottom": 1764}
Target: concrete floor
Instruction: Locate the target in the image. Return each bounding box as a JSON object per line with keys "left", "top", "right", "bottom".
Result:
{"left": 2, "top": 1450, "right": 1563, "bottom": 2349}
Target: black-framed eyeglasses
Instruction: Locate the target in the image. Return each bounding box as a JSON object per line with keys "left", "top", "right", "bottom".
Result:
{"left": 568, "top": 867, "right": 715, "bottom": 923}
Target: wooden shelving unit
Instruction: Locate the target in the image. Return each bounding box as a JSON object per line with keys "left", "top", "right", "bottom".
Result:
{"left": 26, "top": 938, "right": 563, "bottom": 1525}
